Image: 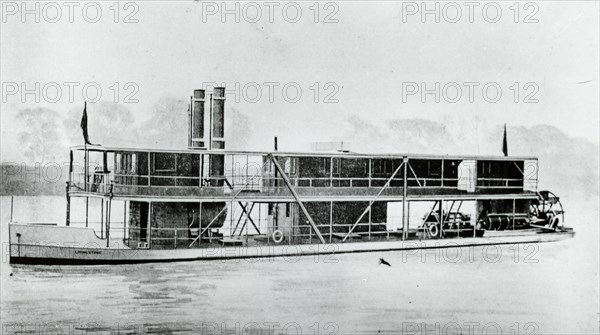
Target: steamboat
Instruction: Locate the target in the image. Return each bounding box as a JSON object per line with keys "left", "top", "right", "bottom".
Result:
{"left": 8, "top": 87, "right": 573, "bottom": 264}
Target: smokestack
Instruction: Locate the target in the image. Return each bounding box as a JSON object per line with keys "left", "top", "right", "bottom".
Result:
{"left": 211, "top": 87, "right": 225, "bottom": 150}
{"left": 191, "top": 89, "right": 206, "bottom": 148}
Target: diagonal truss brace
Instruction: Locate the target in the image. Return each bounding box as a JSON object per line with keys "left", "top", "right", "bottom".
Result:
{"left": 269, "top": 154, "right": 326, "bottom": 244}
{"left": 189, "top": 186, "right": 247, "bottom": 247}
{"left": 407, "top": 162, "right": 422, "bottom": 187}
{"left": 224, "top": 179, "right": 261, "bottom": 234}
{"left": 235, "top": 203, "right": 259, "bottom": 236}
{"left": 342, "top": 161, "right": 405, "bottom": 242}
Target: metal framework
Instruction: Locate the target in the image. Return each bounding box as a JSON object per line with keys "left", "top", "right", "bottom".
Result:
{"left": 65, "top": 145, "right": 541, "bottom": 250}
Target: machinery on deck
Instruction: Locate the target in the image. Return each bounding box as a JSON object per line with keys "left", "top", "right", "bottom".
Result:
{"left": 422, "top": 209, "right": 485, "bottom": 239}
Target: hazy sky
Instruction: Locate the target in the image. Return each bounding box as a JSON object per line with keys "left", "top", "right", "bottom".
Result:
{"left": 2, "top": 1, "right": 599, "bottom": 160}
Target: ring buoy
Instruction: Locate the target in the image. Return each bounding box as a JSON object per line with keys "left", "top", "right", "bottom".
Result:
{"left": 428, "top": 224, "right": 440, "bottom": 238}
{"left": 272, "top": 230, "right": 284, "bottom": 243}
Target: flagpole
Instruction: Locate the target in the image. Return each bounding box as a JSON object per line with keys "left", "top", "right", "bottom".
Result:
{"left": 83, "top": 101, "right": 89, "bottom": 227}
{"left": 85, "top": 140, "right": 89, "bottom": 227}
{"left": 502, "top": 123, "right": 508, "bottom": 157}
{"left": 80, "top": 100, "right": 100, "bottom": 229}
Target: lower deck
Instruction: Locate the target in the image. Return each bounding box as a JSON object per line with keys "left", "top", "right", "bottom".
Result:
{"left": 56, "top": 191, "right": 565, "bottom": 252}
{"left": 8, "top": 222, "right": 575, "bottom": 264}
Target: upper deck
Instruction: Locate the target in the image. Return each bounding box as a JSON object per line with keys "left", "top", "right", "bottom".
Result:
{"left": 67, "top": 146, "right": 539, "bottom": 202}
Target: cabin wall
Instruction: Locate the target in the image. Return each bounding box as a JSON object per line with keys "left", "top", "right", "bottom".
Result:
{"left": 267, "top": 203, "right": 293, "bottom": 237}
{"left": 294, "top": 201, "right": 388, "bottom": 237}
{"left": 150, "top": 153, "right": 200, "bottom": 186}
{"left": 476, "top": 199, "right": 531, "bottom": 219}
{"left": 128, "top": 201, "right": 143, "bottom": 243}
{"left": 477, "top": 160, "right": 524, "bottom": 189}
{"left": 128, "top": 201, "right": 227, "bottom": 248}
{"left": 151, "top": 202, "right": 191, "bottom": 248}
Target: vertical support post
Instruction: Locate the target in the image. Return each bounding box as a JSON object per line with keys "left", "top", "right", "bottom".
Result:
{"left": 123, "top": 200, "right": 127, "bottom": 240}
{"left": 456, "top": 201, "right": 463, "bottom": 237}
{"left": 188, "top": 97, "right": 193, "bottom": 147}
{"left": 441, "top": 159, "right": 444, "bottom": 187}
{"left": 474, "top": 160, "right": 478, "bottom": 192}
{"left": 147, "top": 152, "right": 151, "bottom": 186}
{"left": 200, "top": 154, "right": 203, "bottom": 187}
{"left": 402, "top": 157, "right": 408, "bottom": 240}
{"left": 113, "top": 152, "right": 117, "bottom": 183}
{"left": 100, "top": 198, "right": 104, "bottom": 238}
{"left": 10, "top": 196, "right": 14, "bottom": 222}
{"left": 368, "top": 158, "right": 372, "bottom": 188}
{"left": 407, "top": 201, "right": 411, "bottom": 240}
{"left": 208, "top": 93, "right": 213, "bottom": 150}
{"left": 148, "top": 202, "right": 153, "bottom": 249}
{"left": 512, "top": 198, "right": 516, "bottom": 230}
{"left": 386, "top": 206, "right": 389, "bottom": 241}
{"left": 230, "top": 201, "right": 234, "bottom": 232}
{"left": 438, "top": 199, "right": 444, "bottom": 239}
{"left": 66, "top": 150, "right": 72, "bottom": 226}
{"left": 85, "top": 198, "right": 89, "bottom": 227}
{"left": 84, "top": 146, "right": 88, "bottom": 191}
{"left": 245, "top": 203, "right": 249, "bottom": 245}
{"left": 473, "top": 201, "right": 477, "bottom": 238}
{"left": 106, "top": 197, "right": 112, "bottom": 247}
{"left": 289, "top": 209, "right": 293, "bottom": 246}
{"left": 330, "top": 157, "right": 333, "bottom": 188}
{"left": 329, "top": 201, "right": 333, "bottom": 243}
{"left": 368, "top": 202, "right": 372, "bottom": 241}
{"left": 65, "top": 192, "right": 70, "bottom": 224}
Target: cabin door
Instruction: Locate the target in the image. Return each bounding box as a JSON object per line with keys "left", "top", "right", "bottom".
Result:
{"left": 458, "top": 160, "right": 476, "bottom": 192}
{"left": 139, "top": 202, "right": 149, "bottom": 242}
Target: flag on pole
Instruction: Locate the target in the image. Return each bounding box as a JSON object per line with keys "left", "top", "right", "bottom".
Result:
{"left": 502, "top": 124, "right": 508, "bottom": 156}
{"left": 80, "top": 102, "right": 93, "bottom": 145}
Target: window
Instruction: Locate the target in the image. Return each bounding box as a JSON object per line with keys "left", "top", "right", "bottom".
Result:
{"left": 333, "top": 158, "right": 340, "bottom": 175}
{"left": 319, "top": 158, "right": 330, "bottom": 175}
{"left": 428, "top": 160, "right": 441, "bottom": 177}
{"left": 119, "top": 153, "right": 133, "bottom": 173}
{"left": 154, "top": 153, "right": 177, "bottom": 172}
{"left": 385, "top": 161, "right": 391, "bottom": 174}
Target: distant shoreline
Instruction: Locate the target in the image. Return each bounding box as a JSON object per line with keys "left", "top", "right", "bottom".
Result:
{"left": 1, "top": 164, "right": 67, "bottom": 196}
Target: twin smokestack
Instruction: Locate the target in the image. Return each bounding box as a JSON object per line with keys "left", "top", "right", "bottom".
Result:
{"left": 189, "top": 87, "right": 225, "bottom": 150}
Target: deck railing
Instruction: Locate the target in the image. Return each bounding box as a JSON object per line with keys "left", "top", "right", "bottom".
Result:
{"left": 70, "top": 172, "right": 535, "bottom": 195}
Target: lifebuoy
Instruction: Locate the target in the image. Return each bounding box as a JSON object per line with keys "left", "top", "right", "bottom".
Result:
{"left": 272, "top": 230, "right": 284, "bottom": 243}
{"left": 428, "top": 224, "right": 440, "bottom": 238}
